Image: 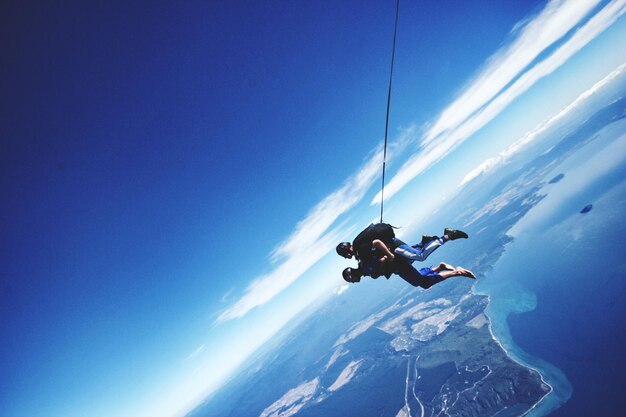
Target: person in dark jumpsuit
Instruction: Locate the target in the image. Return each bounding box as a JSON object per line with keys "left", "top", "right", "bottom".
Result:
{"left": 342, "top": 255, "right": 475, "bottom": 288}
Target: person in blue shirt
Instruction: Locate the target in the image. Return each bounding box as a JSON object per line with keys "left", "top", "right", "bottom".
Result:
{"left": 336, "top": 225, "right": 468, "bottom": 264}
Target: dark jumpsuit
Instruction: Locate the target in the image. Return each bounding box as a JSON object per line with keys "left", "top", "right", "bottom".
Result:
{"left": 359, "top": 255, "right": 446, "bottom": 289}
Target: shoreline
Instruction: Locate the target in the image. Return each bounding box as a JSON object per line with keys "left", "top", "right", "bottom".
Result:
{"left": 469, "top": 285, "right": 571, "bottom": 416}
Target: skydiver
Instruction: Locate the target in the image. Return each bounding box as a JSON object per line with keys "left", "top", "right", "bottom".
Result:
{"left": 342, "top": 257, "right": 475, "bottom": 289}
{"left": 335, "top": 224, "right": 468, "bottom": 264}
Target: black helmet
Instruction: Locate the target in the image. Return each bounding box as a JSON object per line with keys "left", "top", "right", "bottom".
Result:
{"left": 342, "top": 267, "right": 362, "bottom": 283}
{"left": 336, "top": 242, "right": 352, "bottom": 258}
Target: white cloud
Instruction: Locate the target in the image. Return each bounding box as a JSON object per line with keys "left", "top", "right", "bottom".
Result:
{"left": 372, "top": 0, "right": 626, "bottom": 204}
{"left": 460, "top": 62, "right": 626, "bottom": 186}
{"left": 216, "top": 228, "right": 346, "bottom": 323}
{"left": 446, "top": 0, "right": 626, "bottom": 150}
{"left": 422, "top": 0, "right": 601, "bottom": 147}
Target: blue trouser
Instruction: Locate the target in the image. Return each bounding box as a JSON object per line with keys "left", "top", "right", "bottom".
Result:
{"left": 392, "top": 236, "right": 445, "bottom": 262}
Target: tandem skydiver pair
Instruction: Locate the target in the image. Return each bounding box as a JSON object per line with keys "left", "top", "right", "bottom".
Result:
{"left": 336, "top": 223, "right": 475, "bottom": 289}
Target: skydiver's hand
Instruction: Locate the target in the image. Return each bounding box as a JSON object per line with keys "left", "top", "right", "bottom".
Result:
{"left": 380, "top": 254, "right": 394, "bottom": 263}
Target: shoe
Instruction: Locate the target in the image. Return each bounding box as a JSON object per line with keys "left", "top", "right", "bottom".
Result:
{"left": 444, "top": 228, "right": 468, "bottom": 240}
{"left": 420, "top": 235, "right": 434, "bottom": 246}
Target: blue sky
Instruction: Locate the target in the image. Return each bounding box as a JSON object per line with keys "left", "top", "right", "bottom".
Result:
{"left": 2, "top": 1, "right": 626, "bottom": 416}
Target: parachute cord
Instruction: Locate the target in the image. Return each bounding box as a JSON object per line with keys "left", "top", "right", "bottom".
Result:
{"left": 380, "top": 0, "right": 399, "bottom": 223}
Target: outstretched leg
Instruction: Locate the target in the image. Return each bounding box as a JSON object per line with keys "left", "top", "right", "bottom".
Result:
{"left": 393, "top": 228, "right": 468, "bottom": 263}
{"left": 394, "top": 237, "right": 445, "bottom": 262}
{"left": 394, "top": 261, "right": 447, "bottom": 289}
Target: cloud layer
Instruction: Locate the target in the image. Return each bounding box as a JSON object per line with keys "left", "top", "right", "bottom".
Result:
{"left": 373, "top": 0, "right": 625, "bottom": 204}
{"left": 460, "top": 62, "right": 626, "bottom": 186}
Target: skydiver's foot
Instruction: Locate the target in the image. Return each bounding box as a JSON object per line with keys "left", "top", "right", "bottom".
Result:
{"left": 438, "top": 262, "right": 455, "bottom": 271}
{"left": 420, "top": 235, "right": 434, "bottom": 246}
{"left": 444, "top": 228, "right": 468, "bottom": 240}
{"left": 456, "top": 267, "right": 476, "bottom": 279}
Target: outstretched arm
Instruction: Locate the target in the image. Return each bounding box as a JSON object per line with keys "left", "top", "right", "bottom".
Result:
{"left": 372, "top": 239, "right": 395, "bottom": 261}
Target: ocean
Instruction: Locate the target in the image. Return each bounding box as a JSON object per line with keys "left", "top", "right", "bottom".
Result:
{"left": 474, "top": 128, "right": 626, "bottom": 416}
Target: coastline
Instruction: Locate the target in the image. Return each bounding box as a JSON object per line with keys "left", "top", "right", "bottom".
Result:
{"left": 470, "top": 283, "right": 572, "bottom": 416}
